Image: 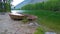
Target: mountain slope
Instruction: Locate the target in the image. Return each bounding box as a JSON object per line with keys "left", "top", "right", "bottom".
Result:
{"left": 12, "top": 0, "right": 48, "bottom": 9}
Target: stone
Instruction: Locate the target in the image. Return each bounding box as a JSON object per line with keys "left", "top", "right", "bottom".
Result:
{"left": 28, "top": 22, "right": 39, "bottom": 28}
{"left": 45, "top": 32, "right": 56, "bottom": 34}
{"left": 28, "top": 23, "right": 34, "bottom": 26}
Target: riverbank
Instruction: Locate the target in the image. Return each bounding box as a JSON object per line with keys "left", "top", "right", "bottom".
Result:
{"left": 23, "top": 10, "right": 60, "bottom": 34}
{"left": 0, "top": 13, "right": 38, "bottom": 34}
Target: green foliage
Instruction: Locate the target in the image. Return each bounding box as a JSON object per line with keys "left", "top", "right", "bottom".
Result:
{"left": 21, "top": 16, "right": 28, "bottom": 24}
{"left": 34, "top": 27, "right": 45, "bottom": 34}
{"left": 0, "top": 2, "right": 3, "bottom": 12}
{"left": 0, "top": 1, "right": 11, "bottom": 12}
{"left": 23, "top": 10, "right": 60, "bottom": 32}
{"left": 21, "top": 4, "right": 35, "bottom": 10}
{"left": 5, "top": 3, "right": 11, "bottom": 12}
{"left": 21, "top": 0, "right": 60, "bottom": 11}
{"left": 43, "top": 0, "right": 60, "bottom": 11}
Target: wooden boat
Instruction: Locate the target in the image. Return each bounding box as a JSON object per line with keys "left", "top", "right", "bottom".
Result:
{"left": 9, "top": 13, "right": 25, "bottom": 20}
{"left": 24, "top": 14, "right": 38, "bottom": 21}
{"left": 27, "top": 15, "right": 38, "bottom": 21}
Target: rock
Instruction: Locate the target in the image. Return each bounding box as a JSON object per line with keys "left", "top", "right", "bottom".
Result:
{"left": 34, "top": 22, "right": 40, "bottom": 26}
{"left": 28, "top": 22, "right": 39, "bottom": 28}
{"left": 28, "top": 23, "right": 34, "bottom": 26}
{"left": 45, "top": 32, "right": 56, "bottom": 34}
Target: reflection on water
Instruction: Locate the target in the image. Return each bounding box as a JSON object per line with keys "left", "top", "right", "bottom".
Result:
{"left": 11, "top": 10, "right": 25, "bottom": 13}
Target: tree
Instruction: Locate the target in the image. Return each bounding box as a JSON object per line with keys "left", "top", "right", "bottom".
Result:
{"left": 0, "top": 0, "right": 13, "bottom": 12}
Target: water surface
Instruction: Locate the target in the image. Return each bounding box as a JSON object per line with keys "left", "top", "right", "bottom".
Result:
{"left": 11, "top": 10, "right": 26, "bottom": 13}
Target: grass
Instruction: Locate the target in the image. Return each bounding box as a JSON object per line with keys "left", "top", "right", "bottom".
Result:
{"left": 34, "top": 27, "right": 45, "bottom": 34}
{"left": 23, "top": 10, "right": 60, "bottom": 32}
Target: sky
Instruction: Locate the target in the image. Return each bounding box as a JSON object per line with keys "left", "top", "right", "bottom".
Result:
{"left": 11, "top": 0, "right": 24, "bottom": 6}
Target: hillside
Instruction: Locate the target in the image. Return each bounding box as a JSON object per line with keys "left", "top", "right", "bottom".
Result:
{"left": 12, "top": 0, "right": 47, "bottom": 9}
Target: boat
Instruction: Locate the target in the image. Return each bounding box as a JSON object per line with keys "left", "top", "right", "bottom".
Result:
{"left": 9, "top": 13, "right": 25, "bottom": 20}
{"left": 9, "top": 13, "right": 38, "bottom": 21}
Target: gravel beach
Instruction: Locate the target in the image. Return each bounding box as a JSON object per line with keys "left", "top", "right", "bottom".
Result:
{"left": 0, "top": 13, "right": 37, "bottom": 34}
